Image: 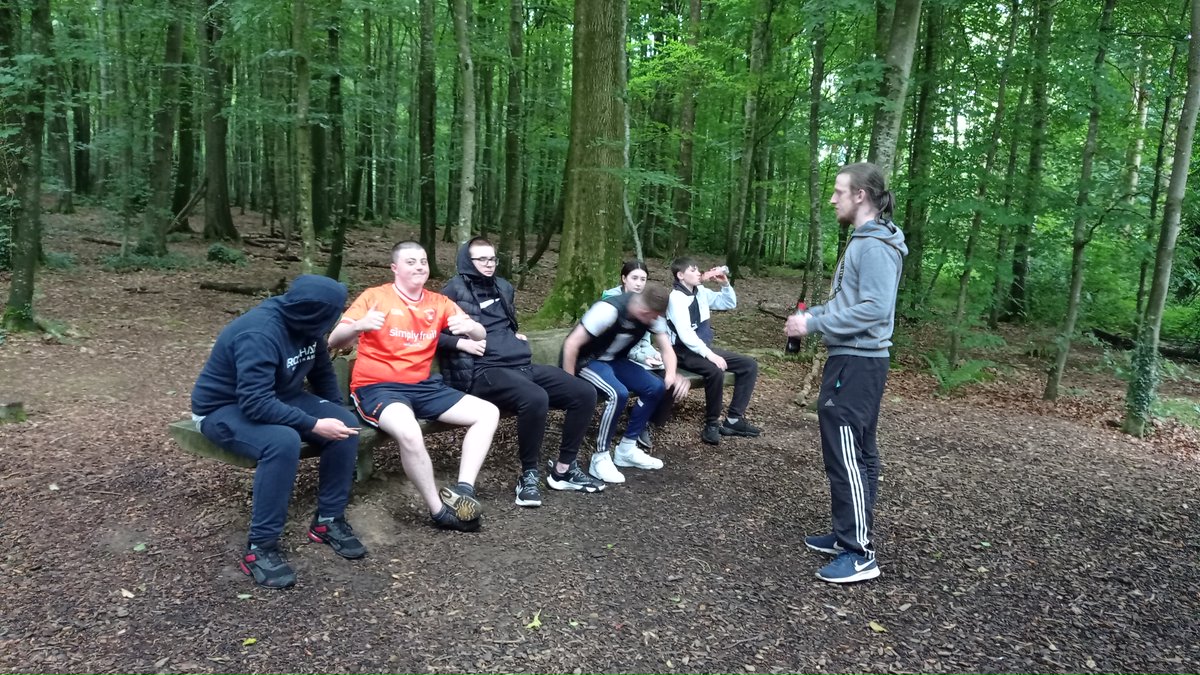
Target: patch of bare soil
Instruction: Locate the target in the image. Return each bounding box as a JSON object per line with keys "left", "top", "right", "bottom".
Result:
{"left": 0, "top": 208, "right": 1197, "bottom": 673}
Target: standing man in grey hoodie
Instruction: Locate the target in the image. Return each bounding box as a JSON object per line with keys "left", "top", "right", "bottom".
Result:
{"left": 786, "top": 162, "right": 908, "bottom": 584}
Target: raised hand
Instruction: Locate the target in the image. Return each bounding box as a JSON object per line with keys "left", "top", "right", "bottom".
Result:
{"left": 356, "top": 303, "right": 386, "bottom": 333}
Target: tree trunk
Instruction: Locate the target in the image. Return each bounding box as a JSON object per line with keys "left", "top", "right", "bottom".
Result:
{"left": 445, "top": 65, "right": 461, "bottom": 242}
{"left": 951, "top": 0, "right": 1019, "bottom": 364}
{"left": 66, "top": 15, "right": 92, "bottom": 196}
{"left": 171, "top": 57, "right": 196, "bottom": 227}
{"left": 536, "top": 0, "right": 626, "bottom": 322}
{"left": 900, "top": 5, "right": 939, "bottom": 303}
{"left": 1124, "top": 0, "right": 1200, "bottom": 436}
{"left": 0, "top": 0, "right": 17, "bottom": 271}
{"left": 1136, "top": 0, "right": 1187, "bottom": 326}
{"left": 1043, "top": 0, "right": 1117, "bottom": 401}
{"left": 498, "top": 0, "right": 524, "bottom": 278}
{"left": 479, "top": 62, "right": 494, "bottom": 236}
{"left": 670, "top": 0, "right": 701, "bottom": 258}
{"left": 417, "top": 0, "right": 441, "bottom": 276}
{"left": 293, "top": 0, "right": 317, "bottom": 274}
{"left": 1005, "top": 0, "right": 1053, "bottom": 321}
{"left": 802, "top": 15, "right": 826, "bottom": 302}
{"left": 450, "top": 0, "right": 477, "bottom": 244}
{"left": 200, "top": 0, "right": 238, "bottom": 241}
{"left": 4, "top": 0, "right": 51, "bottom": 330}
{"left": 724, "top": 0, "right": 772, "bottom": 279}
{"left": 348, "top": 8, "right": 373, "bottom": 222}
{"left": 748, "top": 146, "right": 771, "bottom": 275}
{"left": 325, "top": 3, "right": 349, "bottom": 280}
{"left": 867, "top": 0, "right": 922, "bottom": 177}
{"left": 138, "top": 3, "right": 185, "bottom": 256}
{"left": 48, "top": 68, "right": 74, "bottom": 214}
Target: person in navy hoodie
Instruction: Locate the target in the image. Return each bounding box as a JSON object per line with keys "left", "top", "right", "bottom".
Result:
{"left": 191, "top": 274, "right": 366, "bottom": 589}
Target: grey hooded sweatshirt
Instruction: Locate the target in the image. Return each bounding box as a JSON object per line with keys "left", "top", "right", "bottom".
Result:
{"left": 806, "top": 219, "right": 908, "bottom": 358}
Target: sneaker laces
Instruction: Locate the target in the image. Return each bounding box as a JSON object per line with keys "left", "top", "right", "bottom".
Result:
{"left": 251, "top": 545, "right": 288, "bottom": 567}
{"left": 520, "top": 471, "right": 539, "bottom": 490}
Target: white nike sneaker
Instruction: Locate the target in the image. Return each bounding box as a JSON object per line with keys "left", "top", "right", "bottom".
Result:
{"left": 588, "top": 451, "right": 626, "bottom": 484}
{"left": 613, "top": 440, "right": 664, "bottom": 470}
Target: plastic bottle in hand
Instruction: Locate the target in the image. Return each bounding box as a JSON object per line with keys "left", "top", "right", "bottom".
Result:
{"left": 785, "top": 301, "right": 807, "bottom": 354}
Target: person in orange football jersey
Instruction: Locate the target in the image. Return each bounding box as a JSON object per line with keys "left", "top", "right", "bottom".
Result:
{"left": 329, "top": 241, "right": 499, "bottom": 532}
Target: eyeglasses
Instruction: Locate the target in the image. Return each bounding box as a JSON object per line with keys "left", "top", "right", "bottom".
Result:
{"left": 471, "top": 256, "right": 498, "bottom": 265}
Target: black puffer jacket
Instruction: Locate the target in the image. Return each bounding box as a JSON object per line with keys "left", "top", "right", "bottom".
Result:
{"left": 437, "top": 244, "right": 526, "bottom": 391}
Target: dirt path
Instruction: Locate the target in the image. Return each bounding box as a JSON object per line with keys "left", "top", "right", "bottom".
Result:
{"left": 0, "top": 212, "right": 1197, "bottom": 673}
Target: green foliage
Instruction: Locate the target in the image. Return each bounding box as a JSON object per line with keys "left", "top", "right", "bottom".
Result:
{"left": 206, "top": 244, "right": 247, "bottom": 266}
{"left": 43, "top": 251, "right": 75, "bottom": 270}
{"left": 1152, "top": 397, "right": 1200, "bottom": 429}
{"left": 922, "top": 351, "right": 996, "bottom": 397}
{"left": 103, "top": 252, "right": 193, "bottom": 273}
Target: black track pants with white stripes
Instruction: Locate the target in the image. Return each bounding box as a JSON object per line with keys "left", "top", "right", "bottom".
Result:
{"left": 817, "top": 354, "right": 889, "bottom": 559}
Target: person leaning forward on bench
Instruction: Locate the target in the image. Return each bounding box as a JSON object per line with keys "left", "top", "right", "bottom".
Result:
{"left": 328, "top": 240, "right": 500, "bottom": 532}
{"left": 667, "top": 257, "right": 761, "bottom": 445}
{"left": 439, "top": 237, "right": 605, "bottom": 508}
{"left": 191, "top": 274, "right": 366, "bottom": 590}
{"left": 562, "top": 284, "right": 689, "bottom": 484}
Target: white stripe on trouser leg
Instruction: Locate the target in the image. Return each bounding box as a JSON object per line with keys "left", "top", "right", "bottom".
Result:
{"left": 840, "top": 425, "right": 868, "bottom": 554}
{"left": 580, "top": 367, "right": 620, "bottom": 454}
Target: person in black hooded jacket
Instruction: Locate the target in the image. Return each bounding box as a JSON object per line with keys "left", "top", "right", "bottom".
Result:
{"left": 439, "top": 238, "right": 604, "bottom": 508}
{"left": 191, "top": 274, "right": 366, "bottom": 589}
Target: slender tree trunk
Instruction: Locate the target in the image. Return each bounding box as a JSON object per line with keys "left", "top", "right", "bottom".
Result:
{"left": 1136, "top": 0, "right": 1187, "bottom": 326}
{"left": 802, "top": 16, "right": 826, "bottom": 302}
{"left": 48, "top": 66, "right": 75, "bottom": 214}
{"left": 749, "top": 146, "right": 770, "bottom": 275}
{"left": 900, "top": 5, "right": 939, "bottom": 302}
{"left": 201, "top": 0, "right": 238, "bottom": 241}
{"left": 1043, "top": 0, "right": 1117, "bottom": 401}
{"left": 671, "top": 0, "right": 701, "bottom": 258}
{"left": 1005, "top": 0, "right": 1053, "bottom": 320}
{"left": 1124, "top": 0, "right": 1200, "bottom": 436}
{"left": 536, "top": 0, "right": 626, "bottom": 322}
{"left": 450, "top": 0, "right": 477, "bottom": 244}
{"left": 325, "top": 2, "right": 350, "bottom": 280}
{"left": 951, "top": 0, "right": 1019, "bottom": 364}
{"left": 0, "top": 0, "right": 18, "bottom": 271}
{"left": 293, "top": 0, "right": 316, "bottom": 273}
{"left": 867, "top": 0, "right": 923, "bottom": 176}
{"left": 66, "top": 16, "right": 92, "bottom": 196}
{"left": 171, "top": 57, "right": 196, "bottom": 227}
{"left": 138, "top": 3, "right": 185, "bottom": 256}
{"left": 444, "top": 66, "right": 461, "bottom": 242}
{"left": 348, "top": 8, "right": 373, "bottom": 222}
{"left": 4, "top": 0, "right": 51, "bottom": 330}
{"left": 498, "top": 0, "right": 523, "bottom": 278}
{"left": 417, "top": 0, "right": 441, "bottom": 276}
{"left": 724, "top": 0, "right": 772, "bottom": 278}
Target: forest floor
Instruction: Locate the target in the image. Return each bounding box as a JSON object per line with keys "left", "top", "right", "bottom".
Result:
{"left": 1, "top": 207, "right": 1199, "bottom": 674}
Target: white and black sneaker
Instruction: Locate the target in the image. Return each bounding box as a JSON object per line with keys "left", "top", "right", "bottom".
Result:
{"left": 514, "top": 469, "right": 543, "bottom": 507}
{"left": 546, "top": 460, "right": 606, "bottom": 493}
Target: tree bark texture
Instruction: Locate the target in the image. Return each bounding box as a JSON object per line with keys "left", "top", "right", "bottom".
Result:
{"left": 536, "top": 0, "right": 626, "bottom": 323}
{"left": 200, "top": 0, "right": 238, "bottom": 241}
{"left": 450, "top": 0, "right": 477, "bottom": 244}
{"left": 867, "top": 0, "right": 922, "bottom": 177}
{"left": 139, "top": 3, "right": 185, "bottom": 256}
{"left": 499, "top": 0, "right": 524, "bottom": 277}
{"left": 1124, "top": 0, "right": 1200, "bottom": 436}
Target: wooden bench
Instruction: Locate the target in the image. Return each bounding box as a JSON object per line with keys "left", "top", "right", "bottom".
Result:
{"left": 169, "top": 328, "right": 731, "bottom": 481}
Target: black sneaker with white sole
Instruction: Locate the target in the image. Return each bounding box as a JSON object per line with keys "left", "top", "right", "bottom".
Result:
{"left": 720, "top": 418, "right": 761, "bottom": 437}
{"left": 514, "top": 469, "right": 543, "bottom": 507}
{"left": 546, "top": 460, "right": 606, "bottom": 492}
{"left": 636, "top": 428, "right": 653, "bottom": 450}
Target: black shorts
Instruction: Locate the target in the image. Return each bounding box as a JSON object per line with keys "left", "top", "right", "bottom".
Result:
{"left": 352, "top": 378, "right": 466, "bottom": 425}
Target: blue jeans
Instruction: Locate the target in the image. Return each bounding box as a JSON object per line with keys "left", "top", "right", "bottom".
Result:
{"left": 200, "top": 393, "right": 359, "bottom": 546}
{"left": 579, "top": 359, "right": 665, "bottom": 454}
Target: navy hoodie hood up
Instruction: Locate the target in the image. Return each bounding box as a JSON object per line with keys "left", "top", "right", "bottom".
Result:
{"left": 191, "top": 274, "right": 348, "bottom": 430}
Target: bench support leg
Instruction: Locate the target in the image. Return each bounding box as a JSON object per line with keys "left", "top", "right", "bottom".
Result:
{"left": 354, "top": 447, "right": 374, "bottom": 482}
